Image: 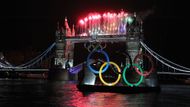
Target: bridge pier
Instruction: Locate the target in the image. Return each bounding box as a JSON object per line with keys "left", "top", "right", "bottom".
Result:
{"left": 48, "top": 68, "right": 69, "bottom": 81}
{"left": 125, "top": 14, "right": 159, "bottom": 88}
{"left": 48, "top": 20, "right": 77, "bottom": 81}
{"left": 48, "top": 68, "right": 78, "bottom": 81}
{"left": 145, "top": 71, "right": 159, "bottom": 87}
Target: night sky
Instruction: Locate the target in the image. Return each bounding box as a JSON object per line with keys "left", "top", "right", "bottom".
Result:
{"left": 0, "top": 0, "right": 190, "bottom": 66}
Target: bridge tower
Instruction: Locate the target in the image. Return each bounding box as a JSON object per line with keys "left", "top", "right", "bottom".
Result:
{"left": 126, "top": 13, "right": 141, "bottom": 61}
{"left": 126, "top": 13, "right": 159, "bottom": 87}
{"left": 49, "top": 18, "right": 76, "bottom": 81}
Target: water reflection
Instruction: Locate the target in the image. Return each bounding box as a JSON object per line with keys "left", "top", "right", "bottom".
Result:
{"left": 48, "top": 81, "right": 159, "bottom": 107}
{"left": 68, "top": 92, "right": 159, "bottom": 107}
{"left": 0, "top": 79, "right": 190, "bottom": 107}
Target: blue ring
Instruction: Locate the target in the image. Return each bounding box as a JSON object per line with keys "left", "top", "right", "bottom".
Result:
{"left": 87, "top": 49, "right": 110, "bottom": 74}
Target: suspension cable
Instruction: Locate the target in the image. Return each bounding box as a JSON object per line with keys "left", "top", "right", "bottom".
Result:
{"left": 140, "top": 41, "right": 190, "bottom": 70}
{"left": 1, "top": 42, "right": 55, "bottom": 69}
{"left": 140, "top": 41, "right": 190, "bottom": 72}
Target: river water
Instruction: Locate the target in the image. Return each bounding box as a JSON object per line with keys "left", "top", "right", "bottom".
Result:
{"left": 0, "top": 78, "right": 190, "bottom": 107}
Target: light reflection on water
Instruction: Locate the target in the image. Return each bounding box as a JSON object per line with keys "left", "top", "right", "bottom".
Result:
{"left": 67, "top": 92, "right": 158, "bottom": 107}
{"left": 43, "top": 80, "right": 158, "bottom": 107}
{"left": 64, "top": 89, "right": 158, "bottom": 107}
{"left": 0, "top": 79, "right": 190, "bottom": 107}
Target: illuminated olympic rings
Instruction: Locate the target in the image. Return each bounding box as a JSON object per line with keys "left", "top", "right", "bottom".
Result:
{"left": 122, "top": 63, "right": 144, "bottom": 87}
{"left": 87, "top": 49, "right": 110, "bottom": 74}
{"left": 99, "top": 61, "right": 121, "bottom": 86}
{"left": 134, "top": 53, "right": 154, "bottom": 76}
{"left": 84, "top": 42, "right": 106, "bottom": 52}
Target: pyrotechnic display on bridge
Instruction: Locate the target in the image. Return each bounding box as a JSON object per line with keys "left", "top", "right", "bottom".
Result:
{"left": 77, "top": 11, "right": 136, "bottom": 36}
{"left": 1, "top": 1, "right": 190, "bottom": 107}
{"left": 57, "top": 10, "right": 141, "bottom": 37}
{"left": 51, "top": 9, "right": 161, "bottom": 93}
{"left": 1, "top": 9, "right": 190, "bottom": 93}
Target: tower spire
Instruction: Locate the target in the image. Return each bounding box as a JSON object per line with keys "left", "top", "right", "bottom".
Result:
{"left": 65, "top": 17, "right": 69, "bottom": 29}
{"left": 72, "top": 24, "right": 75, "bottom": 36}
{"left": 64, "top": 17, "right": 71, "bottom": 36}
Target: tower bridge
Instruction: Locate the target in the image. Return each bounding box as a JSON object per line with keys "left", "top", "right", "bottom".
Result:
{"left": 0, "top": 10, "right": 190, "bottom": 90}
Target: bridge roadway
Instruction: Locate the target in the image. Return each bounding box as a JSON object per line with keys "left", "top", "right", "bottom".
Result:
{"left": 157, "top": 72, "right": 190, "bottom": 76}
{"left": 0, "top": 68, "right": 49, "bottom": 72}
{"left": 65, "top": 35, "right": 128, "bottom": 43}
{"left": 1, "top": 68, "right": 190, "bottom": 76}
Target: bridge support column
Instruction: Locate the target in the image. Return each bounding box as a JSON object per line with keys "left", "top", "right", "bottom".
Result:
{"left": 125, "top": 13, "right": 159, "bottom": 88}
{"left": 126, "top": 36, "right": 145, "bottom": 86}
{"left": 126, "top": 35, "right": 159, "bottom": 87}
{"left": 48, "top": 23, "right": 77, "bottom": 81}
{"left": 48, "top": 26, "right": 70, "bottom": 81}
{"left": 65, "top": 40, "right": 78, "bottom": 81}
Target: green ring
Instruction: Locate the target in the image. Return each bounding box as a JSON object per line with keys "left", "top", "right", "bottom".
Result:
{"left": 122, "top": 63, "right": 144, "bottom": 87}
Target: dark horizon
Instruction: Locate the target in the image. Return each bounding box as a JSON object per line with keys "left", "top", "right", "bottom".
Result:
{"left": 0, "top": 0, "right": 189, "bottom": 67}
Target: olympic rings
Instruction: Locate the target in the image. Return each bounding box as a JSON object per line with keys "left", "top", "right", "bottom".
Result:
{"left": 99, "top": 61, "right": 121, "bottom": 86}
{"left": 84, "top": 46, "right": 155, "bottom": 86}
{"left": 122, "top": 63, "right": 144, "bottom": 87}
{"left": 87, "top": 49, "right": 110, "bottom": 74}
{"left": 99, "top": 42, "right": 107, "bottom": 50}
{"left": 84, "top": 42, "right": 107, "bottom": 52}
{"left": 84, "top": 42, "right": 95, "bottom": 52}
{"left": 134, "top": 53, "right": 154, "bottom": 76}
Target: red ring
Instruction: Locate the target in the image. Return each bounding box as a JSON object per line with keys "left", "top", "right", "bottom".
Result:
{"left": 134, "top": 53, "right": 155, "bottom": 76}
